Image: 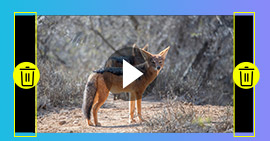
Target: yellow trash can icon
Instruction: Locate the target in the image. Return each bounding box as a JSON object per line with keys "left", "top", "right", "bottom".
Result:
{"left": 233, "top": 62, "right": 259, "bottom": 89}
{"left": 20, "top": 66, "right": 35, "bottom": 86}
{"left": 239, "top": 66, "right": 254, "bottom": 87}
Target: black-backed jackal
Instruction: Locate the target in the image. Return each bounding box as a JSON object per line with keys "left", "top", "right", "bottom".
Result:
{"left": 82, "top": 44, "right": 170, "bottom": 126}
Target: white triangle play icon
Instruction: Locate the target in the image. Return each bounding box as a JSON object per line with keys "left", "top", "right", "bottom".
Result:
{"left": 123, "top": 60, "right": 143, "bottom": 88}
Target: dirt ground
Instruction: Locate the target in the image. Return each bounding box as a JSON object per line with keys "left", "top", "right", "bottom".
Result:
{"left": 37, "top": 95, "right": 233, "bottom": 133}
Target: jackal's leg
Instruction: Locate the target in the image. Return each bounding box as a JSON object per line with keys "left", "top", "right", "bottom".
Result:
{"left": 136, "top": 93, "right": 145, "bottom": 123}
{"left": 87, "top": 94, "right": 99, "bottom": 126}
{"left": 92, "top": 91, "right": 109, "bottom": 126}
{"left": 86, "top": 119, "right": 94, "bottom": 126}
{"left": 92, "top": 76, "right": 110, "bottom": 127}
{"left": 129, "top": 92, "right": 136, "bottom": 123}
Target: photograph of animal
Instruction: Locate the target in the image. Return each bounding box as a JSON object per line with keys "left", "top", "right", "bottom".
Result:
{"left": 37, "top": 16, "right": 233, "bottom": 133}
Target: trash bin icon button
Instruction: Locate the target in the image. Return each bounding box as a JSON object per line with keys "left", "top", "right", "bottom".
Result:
{"left": 20, "top": 66, "right": 35, "bottom": 86}
{"left": 233, "top": 62, "right": 260, "bottom": 89}
{"left": 239, "top": 66, "right": 254, "bottom": 87}
{"left": 13, "top": 62, "right": 40, "bottom": 89}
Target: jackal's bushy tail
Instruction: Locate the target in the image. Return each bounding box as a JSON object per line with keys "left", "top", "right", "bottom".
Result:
{"left": 82, "top": 73, "right": 98, "bottom": 120}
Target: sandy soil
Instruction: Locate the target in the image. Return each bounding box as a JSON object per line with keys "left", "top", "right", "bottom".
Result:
{"left": 37, "top": 95, "right": 232, "bottom": 133}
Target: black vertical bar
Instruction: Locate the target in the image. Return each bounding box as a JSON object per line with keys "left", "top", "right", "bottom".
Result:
{"left": 235, "top": 15, "right": 254, "bottom": 132}
{"left": 32, "top": 71, "right": 35, "bottom": 86}
{"left": 251, "top": 72, "right": 253, "bottom": 86}
{"left": 15, "top": 15, "right": 35, "bottom": 133}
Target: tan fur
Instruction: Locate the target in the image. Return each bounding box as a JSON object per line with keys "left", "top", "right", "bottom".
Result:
{"left": 83, "top": 46, "right": 170, "bottom": 126}
{"left": 142, "top": 44, "right": 149, "bottom": 51}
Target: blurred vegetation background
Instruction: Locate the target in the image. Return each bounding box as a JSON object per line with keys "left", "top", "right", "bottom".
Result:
{"left": 37, "top": 16, "right": 233, "bottom": 110}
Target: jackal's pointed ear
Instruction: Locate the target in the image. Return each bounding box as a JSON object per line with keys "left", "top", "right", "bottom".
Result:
{"left": 132, "top": 43, "right": 138, "bottom": 48}
{"left": 159, "top": 46, "right": 170, "bottom": 59}
{"left": 132, "top": 43, "right": 138, "bottom": 56}
{"left": 140, "top": 49, "right": 152, "bottom": 60}
{"left": 142, "top": 43, "right": 149, "bottom": 51}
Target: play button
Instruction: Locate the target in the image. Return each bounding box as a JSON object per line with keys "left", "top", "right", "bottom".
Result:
{"left": 123, "top": 60, "right": 143, "bottom": 88}
{"left": 92, "top": 46, "right": 158, "bottom": 101}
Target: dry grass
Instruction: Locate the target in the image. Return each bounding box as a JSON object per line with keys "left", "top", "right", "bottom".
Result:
{"left": 37, "top": 59, "right": 86, "bottom": 109}
{"left": 139, "top": 101, "right": 233, "bottom": 133}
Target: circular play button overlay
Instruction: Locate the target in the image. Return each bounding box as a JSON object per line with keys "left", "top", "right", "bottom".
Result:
{"left": 94, "top": 47, "right": 146, "bottom": 93}
{"left": 92, "top": 45, "right": 170, "bottom": 101}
